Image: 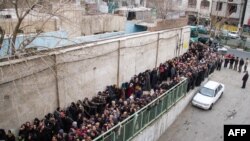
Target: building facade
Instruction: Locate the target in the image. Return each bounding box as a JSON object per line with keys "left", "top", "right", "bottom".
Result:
{"left": 185, "top": 0, "right": 212, "bottom": 25}
{"left": 186, "top": 0, "right": 212, "bottom": 17}
{"left": 211, "top": 0, "right": 245, "bottom": 27}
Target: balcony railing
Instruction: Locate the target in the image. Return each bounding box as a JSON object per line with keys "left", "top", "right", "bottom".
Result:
{"left": 93, "top": 78, "right": 188, "bottom": 141}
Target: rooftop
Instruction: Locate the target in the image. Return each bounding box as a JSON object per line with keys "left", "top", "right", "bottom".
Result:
{"left": 203, "top": 80, "right": 221, "bottom": 90}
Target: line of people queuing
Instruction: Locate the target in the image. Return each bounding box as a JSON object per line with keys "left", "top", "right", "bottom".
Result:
{"left": 223, "top": 54, "right": 248, "bottom": 73}
{"left": 0, "top": 42, "right": 222, "bottom": 141}
{"left": 223, "top": 54, "right": 249, "bottom": 88}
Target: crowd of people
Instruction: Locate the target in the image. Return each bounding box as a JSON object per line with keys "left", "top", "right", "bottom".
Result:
{"left": 0, "top": 42, "right": 222, "bottom": 141}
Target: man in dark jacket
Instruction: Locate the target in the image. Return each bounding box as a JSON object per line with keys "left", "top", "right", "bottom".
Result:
{"left": 0, "top": 129, "right": 6, "bottom": 141}
{"left": 150, "top": 68, "right": 158, "bottom": 89}
{"left": 6, "top": 130, "right": 15, "bottom": 141}
{"left": 242, "top": 71, "right": 249, "bottom": 89}
{"left": 229, "top": 57, "right": 234, "bottom": 69}
{"left": 234, "top": 57, "right": 239, "bottom": 70}
{"left": 238, "top": 58, "right": 244, "bottom": 72}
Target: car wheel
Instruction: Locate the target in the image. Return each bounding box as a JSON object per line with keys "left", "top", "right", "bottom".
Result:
{"left": 209, "top": 104, "right": 213, "bottom": 110}
{"left": 219, "top": 92, "right": 223, "bottom": 98}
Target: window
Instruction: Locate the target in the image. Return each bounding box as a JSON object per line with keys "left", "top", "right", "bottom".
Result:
{"left": 215, "top": 88, "right": 219, "bottom": 96}
{"left": 122, "top": 1, "right": 128, "bottom": 6}
{"left": 228, "top": 4, "right": 237, "bottom": 14}
{"left": 200, "top": 0, "right": 210, "bottom": 9}
{"left": 127, "top": 12, "right": 136, "bottom": 20}
{"left": 218, "top": 85, "right": 222, "bottom": 91}
{"left": 188, "top": 0, "right": 197, "bottom": 7}
{"left": 17, "top": 29, "right": 24, "bottom": 34}
{"left": 216, "top": 2, "right": 223, "bottom": 11}
{"left": 199, "top": 87, "right": 215, "bottom": 97}
{"left": 4, "top": 15, "right": 12, "bottom": 19}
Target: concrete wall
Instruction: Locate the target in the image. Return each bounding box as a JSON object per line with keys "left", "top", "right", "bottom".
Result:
{"left": 0, "top": 11, "right": 125, "bottom": 38}
{"left": 56, "top": 41, "right": 119, "bottom": 105}
{"left": 60, "top": 8, "right": 84, "bottom": 38}
{"left": 81, "top": 14, "right": 126, "bottom": 36}
{"left": 148, "top": 18, "right": 188, "bottom": 31}
{"left": 0, "top": 19, "right": 57, "bottom": 35}
{"left": 131, "top": 82, "right": 200, "bottom": 141}
{"left": 0, "top": 55, "right": 58, "bottom": 129}
{"left": 0, "top": 26, "right": 190, "bottom": 130}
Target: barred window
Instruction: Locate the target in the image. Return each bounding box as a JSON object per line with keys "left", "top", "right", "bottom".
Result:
{"left": 216, "top": 2, "right": 223, "bottom": 11}
{"left": 228, "top": 4, "right": 237, "bottom": 14}
{"left": 200, "top": 0, "right": 210, "bottom": 8}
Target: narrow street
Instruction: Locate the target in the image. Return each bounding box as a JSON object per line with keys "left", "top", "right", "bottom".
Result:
{"left": 227, "top": 48, "right": 250, "bottom": 59}
{"left": 158, "top": 66, "right": 250, "bottom": 141}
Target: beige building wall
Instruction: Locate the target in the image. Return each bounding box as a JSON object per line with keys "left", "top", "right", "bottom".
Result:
{"left": 243, "top": 1, "right": 250, "bottom": 25}
{"left": 0, "top": 14, "right": 126, "bottom": 37}
{"left": 0, "top": 19, "right": 57, "bottom": 35}
{"left": 81, "top": 14, "right": 126, "bottom": 36}
{"left": 0, "top": 9, "right": 126, "bottom": 38}
{"left": 56, "top": 4, "right": 85, "bottom": 38}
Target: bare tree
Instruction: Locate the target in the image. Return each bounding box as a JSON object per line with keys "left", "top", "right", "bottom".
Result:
{"left": 0, "top": 0, "right": 76, "bottom": 56}
{"left": 0, "top": 26, "right": 4, "bottom": 49}
{"left": 147, "top": 0, "right": 174, "bottom": 19}
{"left": 9, "top": 0, "right": 39, "bottom": 55}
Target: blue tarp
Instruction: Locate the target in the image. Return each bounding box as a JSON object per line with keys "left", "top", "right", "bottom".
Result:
{"left": 0, "top": 30, "right": 125, "bottom": 57}
{"left": 0, "top": 21, "right": 147, "bottom": 57}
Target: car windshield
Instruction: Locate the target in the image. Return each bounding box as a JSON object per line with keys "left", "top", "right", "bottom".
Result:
{"left": 191, "top": 29, "right": 199, "bottom": 37}
{"left": 198, "top": 25, "right": 204, "bottom": 28}
{"left": 199, "top": 87, "right": 215, "bottom": 97}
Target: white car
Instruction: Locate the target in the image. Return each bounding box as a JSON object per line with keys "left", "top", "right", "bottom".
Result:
{"left": 228, "top": 31, "right": 240, "bottom": 39}
{"left": 217, "top": 47, "right": 228, "bottom": 55}
{"left": 192, "top": 81, "right": 225, "bottom": 110}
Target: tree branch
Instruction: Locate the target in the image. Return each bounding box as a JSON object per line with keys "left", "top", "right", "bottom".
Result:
{"left": 0, "top": 26, "right": 5, "bottom": 49}
{"left": 20, "top": 4, "right": 37, "bottom": 20}
{"left": 10, "top": 0, "right": 20, "bottom": 19}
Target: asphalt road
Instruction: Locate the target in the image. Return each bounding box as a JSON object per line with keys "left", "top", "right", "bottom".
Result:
{"left": 227, "top": 48, "right": 250, "bottom": 59}
{"left": 157, "top": 66, "right": 250, "bottom": 141}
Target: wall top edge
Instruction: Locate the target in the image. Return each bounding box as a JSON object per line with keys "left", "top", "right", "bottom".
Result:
{"left": 0, "top": 26, "right": 191, "bottom": 67}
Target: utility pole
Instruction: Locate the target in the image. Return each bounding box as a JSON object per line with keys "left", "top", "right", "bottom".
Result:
{"left": 238, "top": 0, "right": 244, "bottom": 32}
{"left": 197, "top": 9, "right": 200, "bottom": 25}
